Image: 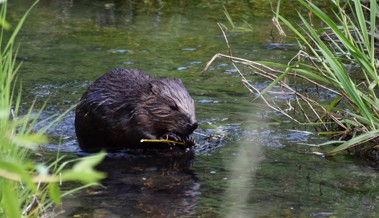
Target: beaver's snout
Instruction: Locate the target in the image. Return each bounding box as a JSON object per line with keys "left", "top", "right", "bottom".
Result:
{"left": 187, "top": 121, "right": 198, "bottom": 134}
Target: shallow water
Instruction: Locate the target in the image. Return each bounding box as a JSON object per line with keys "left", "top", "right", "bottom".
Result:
{"left": 9, "top": 0, "right": 379, "bottom": 217}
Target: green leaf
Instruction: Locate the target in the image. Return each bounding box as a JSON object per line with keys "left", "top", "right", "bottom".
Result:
{"left": 2, "top": 182, "right": 21, "bottom": 218}
{"left": 9, "top": 132, "right": 48, "bottom": 150}
{"left": 0, "top": 159, "right": 36, "bottom": 192}
{"left": 253, "top": 67, "right": 290, "bottom": 101}
{"left": 61, "top": 152, "right": 106, "bottom": 184}
{"left": 48, "top": 182, "right": 62, "bottom": 205}
{"left": 328, "top": 129, "right": 379, "bottom": 154}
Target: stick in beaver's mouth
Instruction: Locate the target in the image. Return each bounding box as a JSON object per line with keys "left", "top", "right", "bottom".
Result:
{"left": 140, "top": 138, "right": 186, "bottom": 145}
{"left": 140, "top": 134, "right": 196, "bottom": 149}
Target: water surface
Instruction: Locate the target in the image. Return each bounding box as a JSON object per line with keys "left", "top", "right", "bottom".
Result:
{"left": 9, "top": 1, "right": 379, "bottom": 217}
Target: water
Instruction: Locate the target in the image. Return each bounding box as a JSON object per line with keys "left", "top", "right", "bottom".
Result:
{"left": 9, "top": 0, "right": 379, "bottom": 217}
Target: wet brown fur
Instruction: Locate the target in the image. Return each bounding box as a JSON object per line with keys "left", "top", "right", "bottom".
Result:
{"left": 75, "top": 68, "right": 197, "bottom": 152}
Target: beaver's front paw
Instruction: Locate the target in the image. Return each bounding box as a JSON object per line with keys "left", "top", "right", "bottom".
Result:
{"left": 161, "top": 133, "right": 183, "bottom": 142}
{"left": 184, "top": 136, "right": 196, "bottom": 148}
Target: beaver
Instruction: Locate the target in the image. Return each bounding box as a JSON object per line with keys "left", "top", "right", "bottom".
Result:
{"left": 75, "top": 68, "right": 198, "bottom": 152}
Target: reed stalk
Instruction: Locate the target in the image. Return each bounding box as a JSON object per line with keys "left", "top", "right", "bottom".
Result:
{"left": 0, "top": 1, "right": 105, "bottom": 217}
{"left": 209, "top": 0, "right": 379, "bottom": 159}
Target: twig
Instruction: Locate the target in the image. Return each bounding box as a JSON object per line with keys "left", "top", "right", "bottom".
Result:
{"left": 140, "top": 139, "right": 185, "bottom": 145}
{"left": 217, "top": 22, "right": 233, "bottom": 57}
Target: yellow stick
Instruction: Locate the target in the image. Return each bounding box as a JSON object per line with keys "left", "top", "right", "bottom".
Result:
{"left": 140, "top": 139, "right": 186, "bottom": 145}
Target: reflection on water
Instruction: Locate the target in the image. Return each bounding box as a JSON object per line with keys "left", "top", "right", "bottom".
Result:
{"left": 9, "top": 0, "right": 379, "bottom": 217}
{"left": 57, "top": 152, "right": 200, "bottom": 217}
{"left": 223, "top": 131, "right": 264, "bottom": 218}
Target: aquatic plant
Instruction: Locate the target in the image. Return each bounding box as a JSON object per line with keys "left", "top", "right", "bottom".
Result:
{"left": 0, "top": 1, "right": 105, "bottom": 217}
{"left": 272, "top": 0, "right": 379, "bottom": 158}
{"left": 219, "top": 5, "right": 253, "bottom": 33}
{"left": 207, "top": 0, "right": 379, "bottom": 160}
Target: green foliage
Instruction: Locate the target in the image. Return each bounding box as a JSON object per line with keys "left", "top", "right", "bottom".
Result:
{"left": 208, "top": 0, "right": 379, "bottom": 158}
{"left": 219, "top": 5, "right": 253, "bottom": 33}
{"left": 0, "top": 1, "right": 106, "bottom": 217}
{"left": 274, "top": 0, "right": 379, "bottom": 155}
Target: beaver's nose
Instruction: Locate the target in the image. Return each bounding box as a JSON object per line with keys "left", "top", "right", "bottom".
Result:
{"left": 187, "top": 121, "right": 198, "bottom": 133}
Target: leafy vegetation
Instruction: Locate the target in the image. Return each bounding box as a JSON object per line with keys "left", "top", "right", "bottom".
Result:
{"left": 0, "top": 1, "right": 105, "bottom": 217}
{"left": 219, "top": 5, "right": 253, "bottom": 32}
{"left": 275, "top": 0, "right": 379, "bottom": 158}
{"left": 207, "top": 0, "right": 379, "bottom": 160}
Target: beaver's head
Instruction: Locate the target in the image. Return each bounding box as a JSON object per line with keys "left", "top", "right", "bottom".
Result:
{"left": 136, "top": 78, "right": 197, "bottom": 141}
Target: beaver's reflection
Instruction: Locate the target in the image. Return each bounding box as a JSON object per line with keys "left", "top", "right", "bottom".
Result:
{"left": 80, "top": 151, "right": 200, "bottom": 217}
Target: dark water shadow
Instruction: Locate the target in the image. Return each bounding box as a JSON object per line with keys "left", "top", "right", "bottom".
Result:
{"left": 58, "top": 151, "right": 201, "bottom": 217}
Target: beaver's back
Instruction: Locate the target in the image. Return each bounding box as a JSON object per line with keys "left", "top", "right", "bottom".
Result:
{"left": 84, "top": 68, "right": 150, "bottom": 111}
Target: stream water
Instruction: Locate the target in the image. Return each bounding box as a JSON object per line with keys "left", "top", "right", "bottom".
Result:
{"left": 9, "top": 0, "right": 378, "bottom": 217}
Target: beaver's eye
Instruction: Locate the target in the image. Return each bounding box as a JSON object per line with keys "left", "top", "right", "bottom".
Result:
{"left": 169, "top": 103, "right": 179, "bottom": 111}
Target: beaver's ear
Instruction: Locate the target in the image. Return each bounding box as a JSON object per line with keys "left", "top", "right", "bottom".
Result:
{"left": 174, "top": 78, "right": 183, "bottom": 84}
{"left": 148, "top": 82, "right": 160, "bottom": 95}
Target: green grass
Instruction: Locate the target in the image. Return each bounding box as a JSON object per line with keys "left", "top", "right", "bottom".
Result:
{"left": 208, "top": 0, "right": 379, "bottom": 160}
{"left": 0, "top": 1, "right": 106, "bottom": 217}
{"left": 273, "top": 0, "right": 379, "bottom": 156}
{"left": 219, "top": 5, "right": 253, "bottom": 33}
